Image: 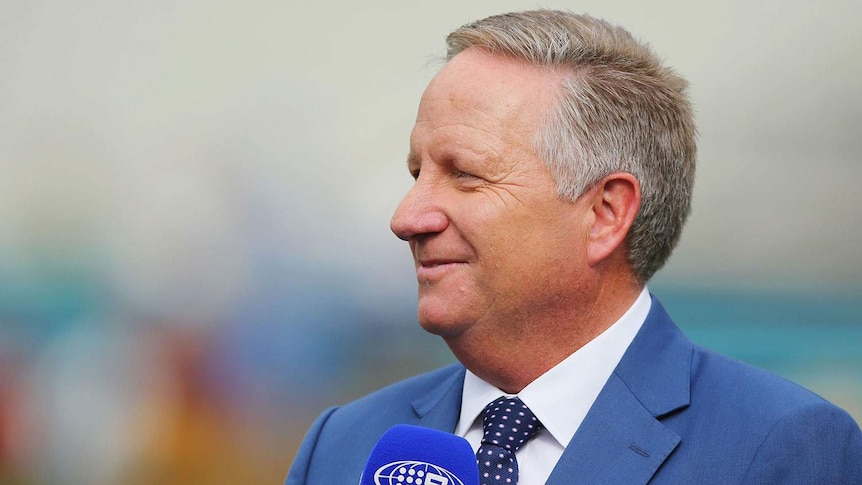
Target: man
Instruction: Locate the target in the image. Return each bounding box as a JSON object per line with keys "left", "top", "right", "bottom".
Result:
{"left": 287, "top": 10, "right": 862, "bottom": 484}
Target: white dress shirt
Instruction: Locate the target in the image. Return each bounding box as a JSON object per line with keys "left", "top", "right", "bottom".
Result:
{"left": 454, "top": 287, "right": 652, "bottom": 485}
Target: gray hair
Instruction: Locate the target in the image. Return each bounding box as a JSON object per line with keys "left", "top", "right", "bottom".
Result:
{"left": 446, "top": 10, "right": 696, "bottom": 283}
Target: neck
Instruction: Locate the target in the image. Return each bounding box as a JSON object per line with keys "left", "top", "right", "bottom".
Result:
{"left": 447, "top": 278, "right": 643, "bottom": 394}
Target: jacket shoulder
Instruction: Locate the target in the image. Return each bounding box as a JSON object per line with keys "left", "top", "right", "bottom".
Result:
{"left": 689, "top": 343, "right": 838, "bottom": 417}
{"left": 662, "top": 345, "right": 862, "bottom": 482}
{"left": 285, "top": 363, "right": 465, "bottom": 485}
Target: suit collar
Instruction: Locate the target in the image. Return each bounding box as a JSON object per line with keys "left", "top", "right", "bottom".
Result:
{"left": 547, "top": 295, "right": 692, "bottom": 484}
{"left": 614, "top": 295, "right": 692, "bottom": 418}
{"left": 411, "top": 364, "right": 465, "bottom": 432}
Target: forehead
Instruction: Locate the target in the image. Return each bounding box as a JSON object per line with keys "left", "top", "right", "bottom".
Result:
{"left": 419, "top": 49, "right": 561, "bottom": 125}
{"left": 409, "top": 50, "right": 562, "bottom": 165}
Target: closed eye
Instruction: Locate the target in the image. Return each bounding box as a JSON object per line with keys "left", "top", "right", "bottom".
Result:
{"left": 452, "top": 169, "right": 476, "bottom": 179}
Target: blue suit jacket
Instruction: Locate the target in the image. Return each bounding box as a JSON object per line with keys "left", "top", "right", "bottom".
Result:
{"left": 286, "top": 298, "right": 862, "bottom": 484}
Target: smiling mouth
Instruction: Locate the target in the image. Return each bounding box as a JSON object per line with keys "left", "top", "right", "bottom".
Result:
{"left": 415, "top": 260, "right": 466, "bottom": 280}
{"left": 420, "top": 261, "right": 458, "bottom": 268}
{"left": 418, "top": 258, "right": 466, "bottom": 268}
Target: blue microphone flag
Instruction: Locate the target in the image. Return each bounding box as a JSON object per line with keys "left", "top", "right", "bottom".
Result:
{"left": 360, "top": 425, "right": 479, "bottom": 485}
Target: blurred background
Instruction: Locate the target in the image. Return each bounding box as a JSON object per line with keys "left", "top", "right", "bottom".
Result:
{"left": 1, "top": 0, "right": 860, "bottom": 483}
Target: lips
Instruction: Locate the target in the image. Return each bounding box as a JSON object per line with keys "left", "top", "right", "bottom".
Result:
{"left": 415, "top": 258, "right": 467, "bottom": 281}
{"left": 418, "top": 258, "right": 462, "bottom": 267}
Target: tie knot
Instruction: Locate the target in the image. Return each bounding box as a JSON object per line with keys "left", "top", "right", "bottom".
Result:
{"left": 480, "top": 396, "right": 543, "bottom": 453}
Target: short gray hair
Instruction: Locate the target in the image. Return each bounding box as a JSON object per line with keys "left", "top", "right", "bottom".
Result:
{"left": 446, "top": 10, "right": 696, "bottom": 283}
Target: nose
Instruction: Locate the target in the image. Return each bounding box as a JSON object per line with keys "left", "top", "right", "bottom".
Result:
{"left": 390, "top": 176, "right": 449, "bottom": 241}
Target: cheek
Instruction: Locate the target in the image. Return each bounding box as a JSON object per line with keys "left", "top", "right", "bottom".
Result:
{"left": 496, "top": 210, "right": 584, "bottom": 276}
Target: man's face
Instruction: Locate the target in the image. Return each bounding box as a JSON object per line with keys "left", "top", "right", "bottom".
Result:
{"left": 390, "top": 49, "right": 592, "bottom": 342}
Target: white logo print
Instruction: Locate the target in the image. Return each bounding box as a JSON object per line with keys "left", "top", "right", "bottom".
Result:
{"left": 373, "top": 460, "right": 465, "bottom": 485}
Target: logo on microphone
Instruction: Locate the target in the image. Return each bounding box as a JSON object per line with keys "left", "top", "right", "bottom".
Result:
{"left": 373, "top": 460, "right": 464, "bottom": 485}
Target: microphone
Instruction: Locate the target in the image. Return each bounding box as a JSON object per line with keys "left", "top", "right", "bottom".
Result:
{"left": 360, "top": 425, "right": 479, "bottom": 485}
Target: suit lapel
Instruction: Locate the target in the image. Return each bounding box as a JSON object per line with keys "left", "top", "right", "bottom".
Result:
{"left": 546, "top": 374, "right": 681, "bottom": 484}
{"left": 547, "top": 297, "right": 692, "bottom": 484}
{"left": 411, "top": 364, "right": 466, "bottom": 433}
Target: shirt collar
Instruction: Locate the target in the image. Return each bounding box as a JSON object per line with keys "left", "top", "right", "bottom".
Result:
{"left": 455, "top": 287, "right": 652, "bottom": 447}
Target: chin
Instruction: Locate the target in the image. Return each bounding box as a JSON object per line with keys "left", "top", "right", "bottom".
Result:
{"left": 417, "top": 310, "right": 473, "bottom": 339}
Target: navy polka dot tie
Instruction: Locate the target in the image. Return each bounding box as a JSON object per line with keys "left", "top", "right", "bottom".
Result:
{"left": 476, "top": 396, "right": 543, "bottom": 485}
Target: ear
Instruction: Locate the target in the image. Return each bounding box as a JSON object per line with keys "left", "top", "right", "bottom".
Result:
{"left": 585, "top": 172, "right": 641, "bottom": 266}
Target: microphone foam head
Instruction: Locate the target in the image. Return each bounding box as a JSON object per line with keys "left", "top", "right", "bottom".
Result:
{"left": 360, "top": 425, "right": 479, "bottom": 485}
